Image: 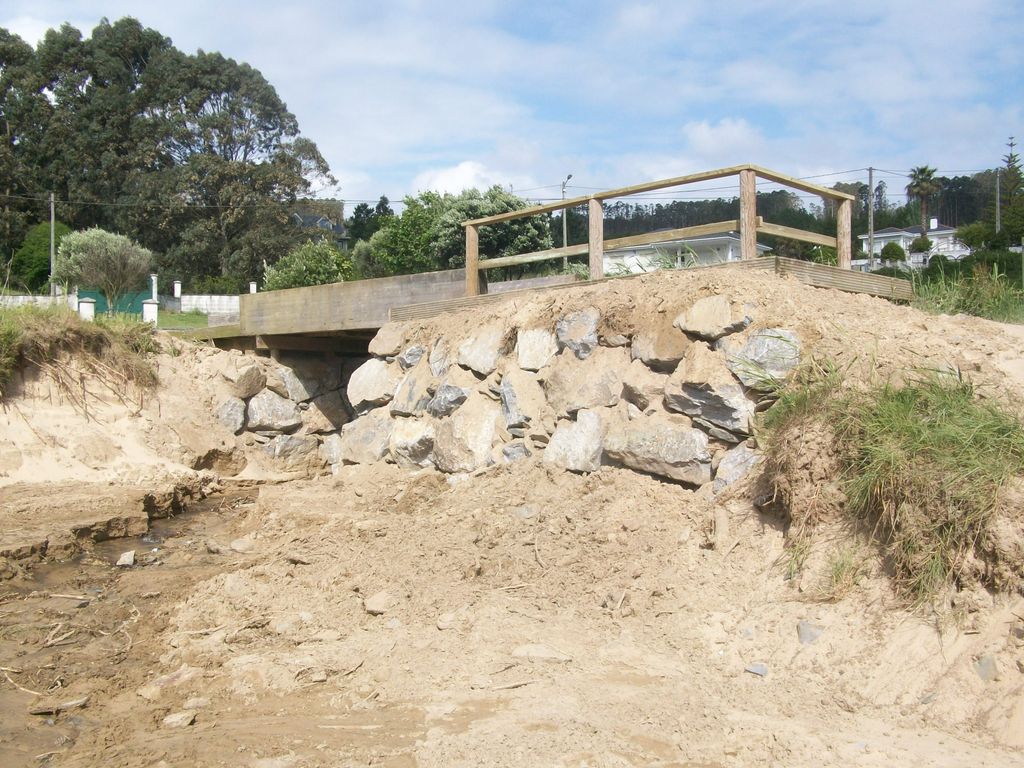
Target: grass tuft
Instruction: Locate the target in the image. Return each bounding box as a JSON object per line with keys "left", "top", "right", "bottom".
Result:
{"left": 0, "top": 306, "right": 159, "bottom": 398}
{"left": 912, "top": 263, "right": 1024, "bottom": 324}
{"left": 762, "top": 364, "right": 1024, "bottom": 602}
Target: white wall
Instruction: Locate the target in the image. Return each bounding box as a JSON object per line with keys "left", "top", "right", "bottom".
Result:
{"left": 0, "top": 292, "right": 78, "bottom": 309}
{"left": 159, "top": 294, "right": 240, "bottom": 314}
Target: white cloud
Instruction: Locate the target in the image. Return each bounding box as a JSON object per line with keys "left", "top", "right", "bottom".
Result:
{"left": 2, "top": 14, "right": 58, "bottom": 43}
{"left": 411, "top": 161, "right": 539, "bottom": 196}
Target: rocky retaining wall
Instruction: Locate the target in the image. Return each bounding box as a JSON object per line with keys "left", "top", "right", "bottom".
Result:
{"left": 330, "top": 294, "right": 803, "bottom": 492}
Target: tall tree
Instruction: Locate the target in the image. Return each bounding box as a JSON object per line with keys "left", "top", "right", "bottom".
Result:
{"left": 906, "top": 166, "right": 941, "bottom": 235}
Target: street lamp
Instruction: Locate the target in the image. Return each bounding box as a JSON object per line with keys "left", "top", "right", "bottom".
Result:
{"left": 561, "top": 173, "right": 573, "bottom": 269}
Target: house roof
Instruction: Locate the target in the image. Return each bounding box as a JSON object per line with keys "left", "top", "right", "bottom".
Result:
{"left": 857, "top": 223, "right": 956, "bottom": 240}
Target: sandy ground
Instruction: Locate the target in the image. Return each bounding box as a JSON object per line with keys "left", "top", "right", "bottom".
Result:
{"left": 2, "top": 270, "right": 1024, "bottom": 767}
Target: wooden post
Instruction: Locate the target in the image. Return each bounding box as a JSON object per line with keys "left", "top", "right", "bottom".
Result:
{"left": 465, "top": 224, "right": 480, "bottom": 296}
{"left": 836, "top": 198, "right": 852, "bottom": 269}
{"left": 739, "top": 169, "right": 757, "bottom": 260}
{"left": 588, "top": 198, "right": 604, "bottom": 280}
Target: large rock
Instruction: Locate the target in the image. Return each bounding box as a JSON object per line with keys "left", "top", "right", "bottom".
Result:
{"left": 556, "top": 307, "right": 600, "bottom": 360}
{"left": 543, "top": 410, "right": 604, "bottom": 472}
{"left": 432, "top": 393, "right": 500, "bottom": 473}
{"left": 714, "top": 444, "right": 760, "bottom": 493}
{"left": 516, "top": 328, "right": 558, "bottom": 371}
{"left": 216, "top": 397, "right": 246, "bottom": 435}
{"left": 604, "top": 418, "right": 711, "bottom": 485}
{"left": 398, "top": 345, "right": 426, "bottom": 370}
{"left": 428, "top": 338, "right": 450, "bottom": 377}
{"left": 338, "top": 409, "right": 393, "bottom": 464}
{"left": 498, "top": 368, "right": 546, "bottom": 429}
{"left": 457, "top": 326, "right": 505, "bottom": 376}
{"left": 320, "top": 433, "right": 343, "bottom": 466}
{"left": 347, "top": 359, "right": 400, "bottom": 411}
{"left": 263, "top": 434, "right": 322, "bottom": 471}
{"left": 302, "top": 391, "right": 350, "bottom": 434}
{"left": 674, "top": 295, "right": 752, "bottom": 341}
{"left": 390, "top": 357, "right": 434, "bottom": 417}
{"left": 630, "top": 318, "right": 691, "bottom": 371}
{"left": 543, "top": 346, "right": 630, "bottom": 417}
{"left": 232, "top": 363, "right": 266, "bottom": 400}
{"left": 725, "top": 328, "right": 801, "bottom": 389}
{"left": 368, "top": 323, "right": 407, "bottom": 357}
{"left": 426, "top": 383, "right": 470, "bottom": 418}
{"left": 278, "top": 357, "right": 342, "bottom": 402}
{"left": 389, "top": 418, "right": 436, "bottom": 468}
{"left": 621, "top": 359, "right": 668, "bottom": 411}
{"left": 663, "top": 344, "right": 754, "bottom": 436}
{"left": 246, "top": 389, "right": 302, "bottom": 432}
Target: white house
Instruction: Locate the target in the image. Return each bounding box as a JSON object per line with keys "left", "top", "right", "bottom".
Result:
{"left": 603, "top": 232, "right": 772, "bottom": 275}
{"left": 853, "top": 217, "right": 969, "bottom": 271}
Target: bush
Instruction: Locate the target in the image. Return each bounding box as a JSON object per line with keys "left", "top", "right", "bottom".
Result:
{"left": 913, "top": 262, "right": 1024, "bottom": 323}
{"left": 188, "top": 274, "right": 245, "bottom": 295}
{"left": 909, "top": 236, "right": 932, "bottom": 253}
{"left": 55, "top": 228, "right": 153, "bottom": 311}
{"left": 263, "top": 240, "right": 353, "bottom": 291}
{"left": 9, "top": 221, "right": 72, "bottom": 292}
{"left": 880, "top": 242, "right": 906, "bottom": 263}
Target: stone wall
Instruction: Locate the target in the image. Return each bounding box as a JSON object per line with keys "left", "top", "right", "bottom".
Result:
{"left": 332, "top": 294, "right": 803, "bottom": 492}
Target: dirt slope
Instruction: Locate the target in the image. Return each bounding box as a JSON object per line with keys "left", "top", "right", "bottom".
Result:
{"left": 2, "top": 269, "right": 1024, "bottom": 767}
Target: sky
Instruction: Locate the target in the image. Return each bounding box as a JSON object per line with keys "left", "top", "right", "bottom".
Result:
{"left": 3, "top": 0, "right": 1022, "bottom": 210}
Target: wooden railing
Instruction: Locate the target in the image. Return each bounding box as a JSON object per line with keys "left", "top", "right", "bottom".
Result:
{"left": 462, "top": 163, "right": 855, "bottom": 297}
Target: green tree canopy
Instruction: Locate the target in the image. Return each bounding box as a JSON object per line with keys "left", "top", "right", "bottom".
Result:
{"left": 55, "top": 227, "right": 153, "bottom": 310}
{"left": 9, "top": 220, "right": 71, "bottom": 291}
{"left": 880, "top": 242, "right": 906, "bottom": 263}
{"left": 906, "top": 166, "right": 941, "bottom": 236}
{"left": 363, "top": 186, "right": 552, "bottom": 276}
{"left": 263, "top": 239, "right": 353, "bottom": 291}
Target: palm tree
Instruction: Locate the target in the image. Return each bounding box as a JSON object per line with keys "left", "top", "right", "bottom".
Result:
{"left": 906, "top": 166, "right": 941, "bottom": 237}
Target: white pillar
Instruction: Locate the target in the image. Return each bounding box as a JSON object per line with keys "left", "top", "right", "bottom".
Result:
{"left": 78, "top": 297, "right": 96, "bottom": 322}
{"left": 142, "top": 299, "right": 159, "bottom": 325}
{"left": 150, "top": 273, "right": 158, "bottom": 301}
{"left": 249, "top": 281, "right": 257, "bottom": 294}
{"left": 172, "top": 280, "right": 182, "bottom": 298}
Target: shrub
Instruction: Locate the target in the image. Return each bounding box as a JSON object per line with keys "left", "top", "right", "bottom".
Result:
{"left": 55, "top": 228, "right": 153, "bottom": 311}
{"left": 909, "top": 235, "right": 932, "bottom": 253}
{"left": 9, "top": 221, "right": 72, "bottom": 292}
{"left": 263, "top": 240, "right": 354, "bottom": 291}
{"left": 880, "top": 242, "right": 906, "bottom": 263}
{"left": 188, "top": 274, "right": 245, "bottom": 295}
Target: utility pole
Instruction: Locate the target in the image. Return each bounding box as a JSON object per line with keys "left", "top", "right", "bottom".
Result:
{"left": 867, "top": 167, "right": 875, "bottom": 271}
{"left": 561, "top": 173, "right": 572, "bottom": 270}
{"left": 995, "top": 169, "right": 1001, "bottom": 233}
{"left": 49, "top": 192, "right": 56, "bottom": 297}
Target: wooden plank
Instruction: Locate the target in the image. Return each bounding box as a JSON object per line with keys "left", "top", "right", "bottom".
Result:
{"left": 739, "top": 169, "right": 757, "bottom": 260}
{"left": 750, "top": 165, "right": 856, "bottom": 201}
{"left": 465, "top": 224, "right": 480, "bottom": 296}
{"left": 756, "top": 222, "right": 838, "bottom": 248}
{"left": 836, "top": 198, "right": 852, "bottom": 269}
{"left": 603, "top": 220, "right": 743, "bottom": 250}
{"left": 462, "top": 164, "right": 753, "bottom": 227}
{"left": 775, "top": 257, "right": 913, "bottom": 300}
{"left": 588, "top": 198, "right": 604, "bottom": 279}
{"left": 479, "top": 243, "right": 590, "bottom": 270}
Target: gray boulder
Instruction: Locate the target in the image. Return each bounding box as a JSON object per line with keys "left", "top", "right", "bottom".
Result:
{"left": 432, "top": 393, "right": 500, "bottom": 473}
{"left": 713, "top": 444, "right": 761, "bottom": 493}
{"left": 278, "top": 357, "right": 342, "bottom": 402}
{"left": 673, "top": 295, "right": 752, "bottom": 341}
{"left": 604, "top": 419, "right": 711, "bottom": 485}
{"left": 232, "top": 363, "right": 266, "bottom": 400}
{"left": 347, "top": 358, "right": 400, "bottom": 411}
{"left": 389, "top": 418, "right": 435, "bottom": 468}
{"left": 216, "top": 397, "right": 246, "bottom": 435}
{"left": 516, "top": 327, "right": 558, "bottom": 371}
{"left": 426, "top": 383, "right": 470, "bottom": 418}
{"left": 457, "top": 326, "right": 505, "bottom": 376}
{"left": 246, "top": 389, "right": 302, "bottom": 432}
{"left": 621, "top": 359, "right": 668, "bottom": 411}
{"left": 663, "top": 343, "right": 754, "bottom": 436}
{"left": 390, "top": 357, "right": 434, "bottom": 417}
{"left": 543, "top": 346, "right": 630, "bottom": 417}
{"left": 555, "top": 307, "right": 600, "bottom": 359}
{"left": 630, "top": 318, "right": 691, "bottom": 371}
{"left": 725, "top": 328, "right": 801, "bottom": 389}
{"left": 543, "top": 410, "right": 604, "bottom": 473}
{"left": 302, "top": 391, "right": 350, "bottom": 434}
{"left": 320, "top": 433, "right": 343, "bottom": 466}
{"left": 502, "top": 442, "right": 532, "bottom": 462}
{"left": 338, "top": 409, "right": 393, "bottom": 464}
{"left": 398, "top": 345, "right": 426, "bottom": 370}
{"left": 263, "top": 434, "right": 322, "bottom": 471}
{"left": 428, "top": 338, "right": 450, "bottom": 377}
{"left": 498, "top": 368, "right": 546, "bottom": 429}
{"left": 368, "top": 323, "right": 407, "bottom": 357}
